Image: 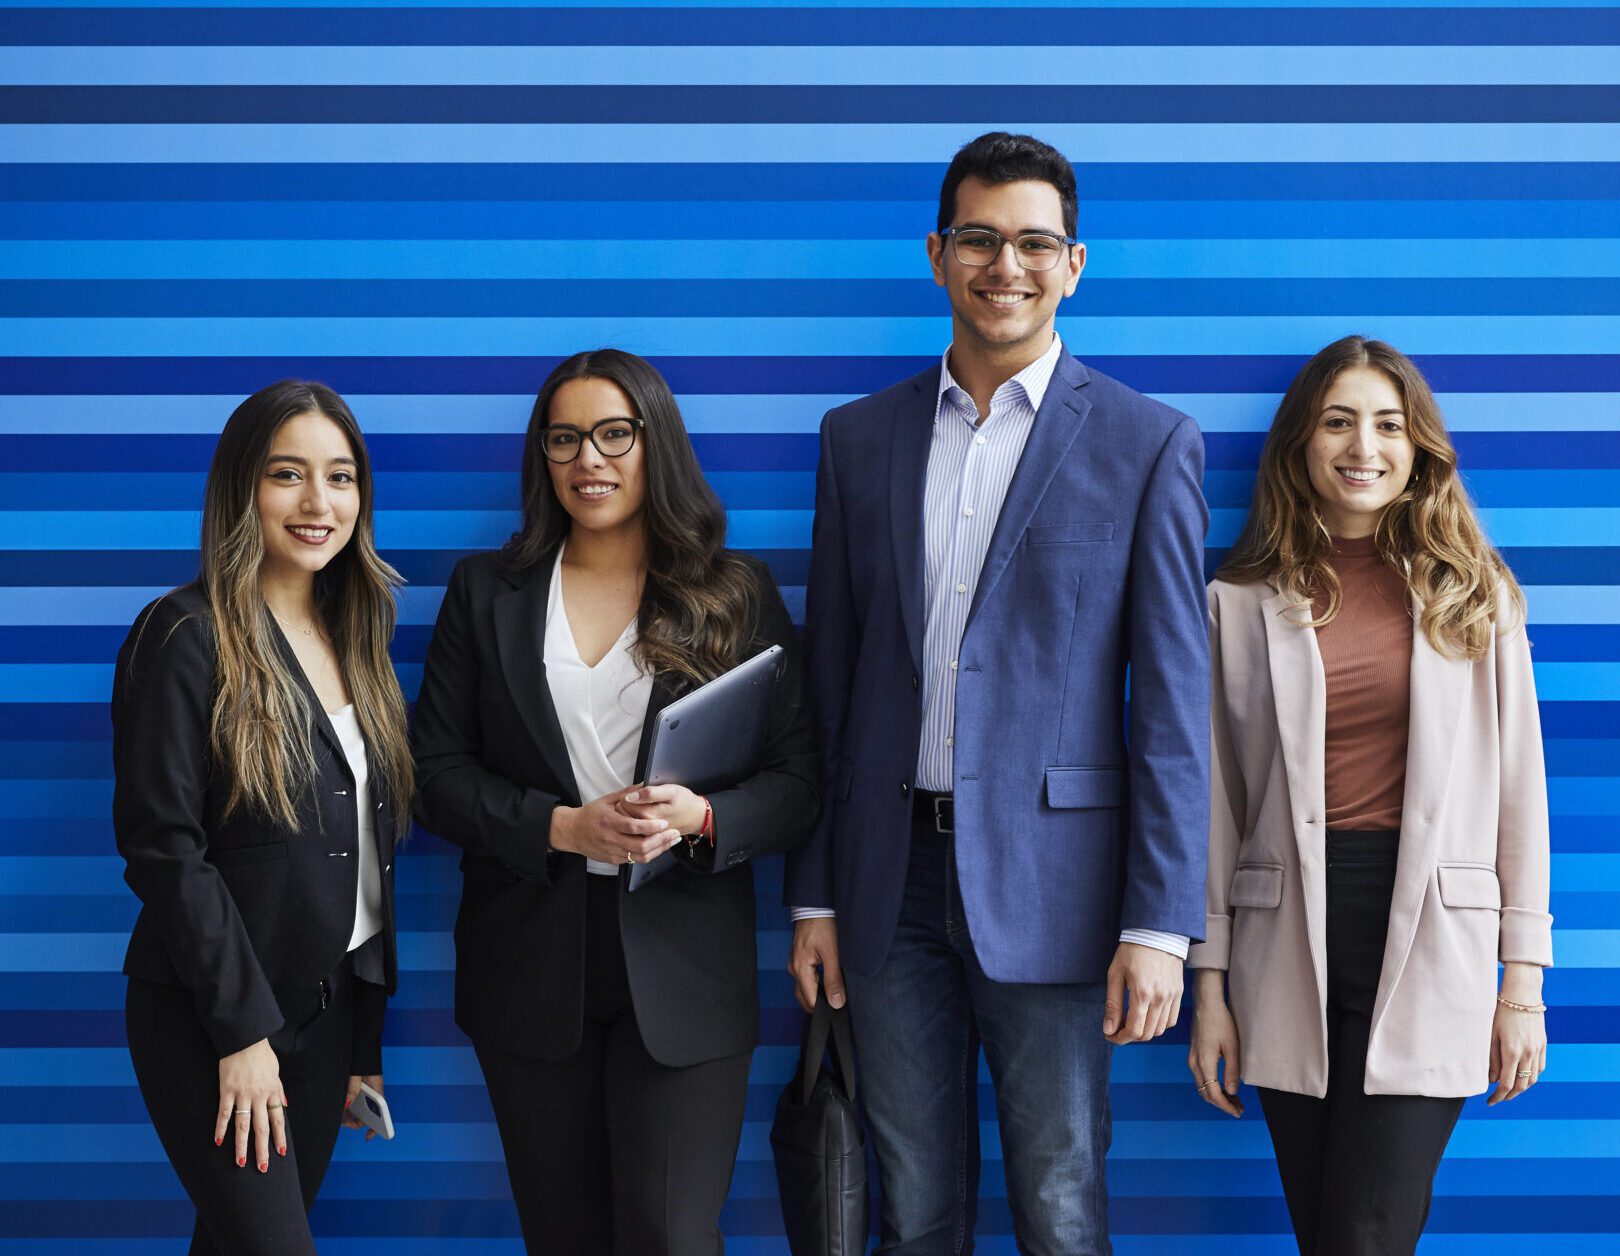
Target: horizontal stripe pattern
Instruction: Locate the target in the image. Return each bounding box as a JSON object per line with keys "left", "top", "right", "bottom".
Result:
{"left": 3, "top": 4, "right": 1617, "bottom": 1252}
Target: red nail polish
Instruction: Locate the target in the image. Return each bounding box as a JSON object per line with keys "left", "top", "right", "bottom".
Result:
{"left": 278, "top": 1145, "right": 286, "bottom": 1157}
{"left": 343, "top": 1099, "right": 351, "bottom": 1108}
{"left": 259, "top": 1161, "right": 268, "bottom": 1173}
{"left": 214, "top": 1136, "right": 222, "bottom": 1146}
{"left": 237, "top": 1156, "right": 246, "bottom": 1167}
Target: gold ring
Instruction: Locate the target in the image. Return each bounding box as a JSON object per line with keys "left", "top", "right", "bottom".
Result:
{"left": 1516, "top": 1070, "right": 1533, "bottom": 1078}
{"left": 267, "top": 1102, "right": 282, "bottom": 1110}
{"left": 1196, "top": 1080, "right": 1214, "bottom": 1092}
{"left": 626, "top": 850, "right": 635, "bottom": 866}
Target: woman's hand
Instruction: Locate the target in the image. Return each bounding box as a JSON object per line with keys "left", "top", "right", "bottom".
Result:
{"left": 215, "top": 1038, "right": 287, "bottom": 1172}
{"left": 616, "top": 784, "right": 707, "bottom": 837}
{"left": 342, "top": 1074, "right": 385, "bottom": 1140}
{"left": 549, "top": 786, "right": 680, "bottom": 865}
{"left": 1188, "top": 970, "right": 1244, "bottom": 1117}
{"left": 1487, "top": 962, "right": 1547, "bottom": 1106}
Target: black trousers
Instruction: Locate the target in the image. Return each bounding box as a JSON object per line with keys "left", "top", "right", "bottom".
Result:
{"left": 475, "top": 873, "right": 752, "bottom": 1256}
{"left": 125, "top": 952, "right": 363, "bottom": 1255}
{"left": 1257, "top": 830, "right": 1465, "bottom": 1256}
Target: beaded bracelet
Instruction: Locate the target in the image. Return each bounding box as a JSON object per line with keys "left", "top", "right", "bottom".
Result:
{"left": 1496, "top": 994, "right": 1547, "bottom": 1013}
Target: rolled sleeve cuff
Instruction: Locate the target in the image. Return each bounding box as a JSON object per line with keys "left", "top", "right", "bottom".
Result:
{"left": 1499, "top": 906, "right": 1554, "bottom": 968}
{"left": 1120, "top": 928, "right": 1189, "bottom": 960}
{"left": 1186, "top": 914, "right": 1232, "bottom": 970}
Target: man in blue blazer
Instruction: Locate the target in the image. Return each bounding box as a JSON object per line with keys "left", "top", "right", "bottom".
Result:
{"left": 785, "top": 133, "right": 1210, "bottom": 1253}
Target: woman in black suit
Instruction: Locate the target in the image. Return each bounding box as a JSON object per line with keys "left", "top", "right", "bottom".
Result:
{"left": 413, "top": 348, "right": 820, "bottom": 1254}
{"left": 112, "top": 381, "right": 413, "bottom": 1254}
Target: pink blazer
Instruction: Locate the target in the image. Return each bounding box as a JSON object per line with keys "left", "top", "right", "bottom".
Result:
{"left": 1188, "top": 578, "right": 1553, "bottom": 1098}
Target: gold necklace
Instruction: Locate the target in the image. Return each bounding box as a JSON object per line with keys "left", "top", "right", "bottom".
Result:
{"left": 272, "top": 613, "right": 319, "bottom": 639}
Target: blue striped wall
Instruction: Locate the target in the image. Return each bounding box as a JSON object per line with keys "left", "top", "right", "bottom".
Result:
{"left": 1, "top": 3, "right": 1617, "bottom": 1251}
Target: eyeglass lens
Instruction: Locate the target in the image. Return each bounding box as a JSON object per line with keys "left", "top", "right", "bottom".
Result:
{"left": 951, "top": 229, "right": 1068, "bottom": 272}
{"left": 541, "top": 420, "right": 639, "bottom": 463}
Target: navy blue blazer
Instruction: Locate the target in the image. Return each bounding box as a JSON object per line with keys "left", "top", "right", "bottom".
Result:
{"left": 784, "top": 347, "right": 1211, "bottom": 984}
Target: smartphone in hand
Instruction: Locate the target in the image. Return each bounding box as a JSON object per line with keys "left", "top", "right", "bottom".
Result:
{"left": 348, "top": 1081, "right": 395, "bottom": 1140}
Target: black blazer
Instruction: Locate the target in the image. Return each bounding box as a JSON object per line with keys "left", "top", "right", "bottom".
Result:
{"left": 412, "top": 549, "right": 820, "bottom": 1067}
{"left": 111, "top": 584, "right": 400, "bottom": 1067}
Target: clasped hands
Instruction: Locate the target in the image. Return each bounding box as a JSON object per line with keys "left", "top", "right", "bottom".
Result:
{"left": 549, "top": 783, "right": 706, "bottom": 865}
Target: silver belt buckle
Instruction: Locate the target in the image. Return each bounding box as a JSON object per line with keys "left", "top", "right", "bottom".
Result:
{"left": 933, "top": 796, "right": 954, "bottom": 833}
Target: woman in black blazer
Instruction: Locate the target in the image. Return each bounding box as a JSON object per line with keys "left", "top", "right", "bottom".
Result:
{"left": 112, "top": 381, "right": 413, "bottom": 1255}
{"left": 413, "top": 349, "right": 820, "bottom": 1255}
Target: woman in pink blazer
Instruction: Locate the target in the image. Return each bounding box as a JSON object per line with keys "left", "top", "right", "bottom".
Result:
{"left": 1187, "top": 336, "right": 1552, "bottom": 1254}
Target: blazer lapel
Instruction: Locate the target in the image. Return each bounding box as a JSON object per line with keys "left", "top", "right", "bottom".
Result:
{"left": 1373, "top": 608, "right": 1470, "bottom": 1021}
{"left": 492, "top": 556, "right": 581, "bottom": 804}
{"left": 965, "top": 351, "right": 1092, "bottom": 629}
{"left": 1261, "top": 586, "right": 1329, "bottom": 1002}
{"left": 268, "top": 617, "right": 351, "bottom": 785}
{"left": 889, "top": 371, "right": 937, "bottom": 673}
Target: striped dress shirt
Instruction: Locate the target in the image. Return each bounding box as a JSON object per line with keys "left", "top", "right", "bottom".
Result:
{"left": 796, "top": 336, "right": 1187, "bottom": 961}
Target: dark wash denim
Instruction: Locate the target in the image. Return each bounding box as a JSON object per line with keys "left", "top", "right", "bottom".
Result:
{"left": 845, "top": 825, "right": 1114, "bottom": 1255}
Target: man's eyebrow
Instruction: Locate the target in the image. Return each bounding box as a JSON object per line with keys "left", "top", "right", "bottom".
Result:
{"left": 956, "top": 221, "right": 1066, "bottom": 236}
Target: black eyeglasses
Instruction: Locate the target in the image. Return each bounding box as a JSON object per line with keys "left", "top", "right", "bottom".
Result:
{"left": 539, "top": 417, "right": 645, "bottom": 464}
{"left": 940, "top": 227, "right": 1076, "bottom": 272}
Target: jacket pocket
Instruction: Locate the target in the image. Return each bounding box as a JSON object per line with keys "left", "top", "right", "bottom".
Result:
{"left": 1026, "top": 521, "right": 1114, "bottom": 546}
{"left": 1045, "top": 766, "right": 1125, "bottom": 810}
{"left": 209, "top": 841, "right": 287, "bottom": 869}
{"left": 1229, "top": 863, "right": 1284, "bottom": 909}
{"left": 1438, "top": 863, "right": 1501, "bottom": 910}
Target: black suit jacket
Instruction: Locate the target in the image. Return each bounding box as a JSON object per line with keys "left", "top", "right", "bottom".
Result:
{"left": 112, "top": 584, "right": 400, "bottom": 1067}
{"left": 412, "top": 549, "right": 820, "bottom": 1067}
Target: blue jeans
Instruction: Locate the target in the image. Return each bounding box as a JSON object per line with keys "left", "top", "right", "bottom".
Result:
{"left": 845, "top": 826, "right": 1114, "bottom": 1256}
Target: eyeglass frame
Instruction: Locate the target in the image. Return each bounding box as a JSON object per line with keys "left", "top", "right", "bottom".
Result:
{"left": 938, "top": 226, "right": 1078, "bottom": 272}
{"left": 537, "top": 416, "right": 647, "bottom": 464}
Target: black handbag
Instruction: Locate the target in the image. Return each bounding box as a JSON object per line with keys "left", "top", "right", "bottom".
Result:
{"left": 770, "top": 989, "right": 870, "bottom": 1256}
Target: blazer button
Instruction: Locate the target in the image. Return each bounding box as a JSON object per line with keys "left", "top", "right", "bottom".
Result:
{"left": 899, "top": 783, "right": 910, "bottom": 797}
{"left": 912, "top": 674, "right": 919, "bottom": 691}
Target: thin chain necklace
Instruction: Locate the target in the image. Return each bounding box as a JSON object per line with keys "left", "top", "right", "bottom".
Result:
{"left": 271, "top": 612, "right": 320, "bottom": 640}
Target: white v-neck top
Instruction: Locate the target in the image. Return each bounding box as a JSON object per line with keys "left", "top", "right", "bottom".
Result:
{"left": 543, "top": 545, "right": 654, "bottom": 875}
{"left": 328, "top": 704, "right": 385, "bottom": 950}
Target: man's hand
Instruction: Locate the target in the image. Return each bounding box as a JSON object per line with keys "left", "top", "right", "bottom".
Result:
{"left": 1103, "top": 941, "right": 1183, "bottom": 1045}
{"left": 788, "top": 917, "right": 846, "bottom": 1013}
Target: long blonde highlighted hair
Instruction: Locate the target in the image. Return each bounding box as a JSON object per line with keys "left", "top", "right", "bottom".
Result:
{"left": 200, "top": 380, "right": 414, "bottom": 833}
{"left": 1217, "top": 336, "right": 1522, "bottom": 660}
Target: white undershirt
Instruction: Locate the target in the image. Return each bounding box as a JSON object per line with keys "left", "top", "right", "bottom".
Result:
{"left": 543, "top": 544, "right": 654, "bottom": 876}
{"left": 329, "top": 704, "right": 385, "bottom": 951}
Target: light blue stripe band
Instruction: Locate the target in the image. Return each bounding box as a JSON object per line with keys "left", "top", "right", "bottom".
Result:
{"left": 6, "top": 314, "right": 1620, "bottom": 356}
{"left": 6, "top": 123, "right": 1619, "bottom": 165}
{"left": 6, "top": 240, "right": 1619, "bottom": 282}
{"left": 5, "top": 585, "right": 1616, "bottom": 627}
{"left": 2, "top": 45, "right": 1615, "bottom": 87}
{"left": 3, "top": 393, "right": 1616, "bottom": 436}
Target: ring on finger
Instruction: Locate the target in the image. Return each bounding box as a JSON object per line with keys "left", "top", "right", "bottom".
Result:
{"left": 625, "top": 850, "right": 635, "bottom": 866}
{"left": 267, "top": 1101, "right": 282, "bottom": 1110}
{"left": 1516, "top": 1070, "right": 1533, "bottom": 1078}
{"left": 234, "top": 1109, "right": 250, "bottom": 1117}
{"left": 1196, "top": 1079, "right": 1214, "bottom": 1092}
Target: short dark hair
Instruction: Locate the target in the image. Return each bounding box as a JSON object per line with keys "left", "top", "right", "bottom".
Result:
{"left": 937, "top": 131, "right": 1078, "bottom": 239}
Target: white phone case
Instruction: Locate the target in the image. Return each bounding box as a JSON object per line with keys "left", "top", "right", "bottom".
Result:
{"left": 349, "top": 1081, "right": 395, "bottom": 1140}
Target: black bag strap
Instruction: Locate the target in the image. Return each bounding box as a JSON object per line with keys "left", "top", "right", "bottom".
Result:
{"left": 800, "top": 986, "right": 858, "bottom": 1106}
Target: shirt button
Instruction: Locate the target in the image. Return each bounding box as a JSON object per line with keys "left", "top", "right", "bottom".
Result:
{"left": 945, "top": 737, "right": 954, "bottom": 747}
{"left": 975, "top": 435, "right": 986, "bottom": 445}
{"left": 963, "top": 506, "right": 974, "bottom": 517}
{"left": 950, "top": 659, "right": 958, "bottom": 670}
{"left": 900, "top": 783, "right": 910, "bottom": 797}
{"left": 955, "top": 583, "right": 967, "bottom": 594}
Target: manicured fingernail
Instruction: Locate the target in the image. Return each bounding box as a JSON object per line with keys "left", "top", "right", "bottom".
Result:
{"left": 237, "top": 1156, "right": 246, "bottom": 1167}
{"left": 277, "top": 1145, "right": 286, "bottom": 1157}
{"left": 625, "top": 791, "right": 639, "bottom": 802}
{"left": 344, "top": 1098, "right": 351, "bottom": 1108}
{"left": 258, "top": 1161, "right": 267, "bottom": 1173}
{"left": 214, "top": 1136, "right": 222, "bottom": 1146}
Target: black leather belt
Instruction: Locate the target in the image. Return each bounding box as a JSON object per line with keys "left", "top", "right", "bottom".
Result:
{"left": 913, "top": 790, "right": 954, "bottom": 833}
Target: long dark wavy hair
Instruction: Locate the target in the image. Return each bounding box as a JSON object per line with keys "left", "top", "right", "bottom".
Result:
{"left": 504, "top": 349, "right": 758, "bottom": 689}
{"left": 1217, "top": 336, "right": 1522, "bottom": 660}
{"left": 199, "top": 380, "right": 414, "bottom": 832}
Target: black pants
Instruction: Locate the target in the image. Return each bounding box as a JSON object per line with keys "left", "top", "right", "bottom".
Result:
{"left": 125, "top": 953, "right": 362, "bottom": 1255}
{"left": 1257, "top": 830, "right": 1465, "bottom": 1256}
{"left": 475, "top": 873, "right": 752, "bottom": 1256}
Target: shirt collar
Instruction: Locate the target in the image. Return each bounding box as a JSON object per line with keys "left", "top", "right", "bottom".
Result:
{"left": 937, "top": 333, "right": 1064, "bottom": 418}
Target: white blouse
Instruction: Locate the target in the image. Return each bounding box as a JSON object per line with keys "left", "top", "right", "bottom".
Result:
{"left": 329, "top": 704, "right": 385, "bottom": 950}
{"left": 543, "top": 545, "right": 654, "bottom": 875}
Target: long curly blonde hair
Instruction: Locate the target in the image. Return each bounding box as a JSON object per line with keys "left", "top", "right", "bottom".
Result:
{"left": 1217, "top": 335, "right": 1523, "bottom": 660}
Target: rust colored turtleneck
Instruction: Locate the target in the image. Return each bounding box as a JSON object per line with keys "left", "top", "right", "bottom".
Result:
{"left": 1311, "top": 534, "right": 1413, "bottom": 832}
